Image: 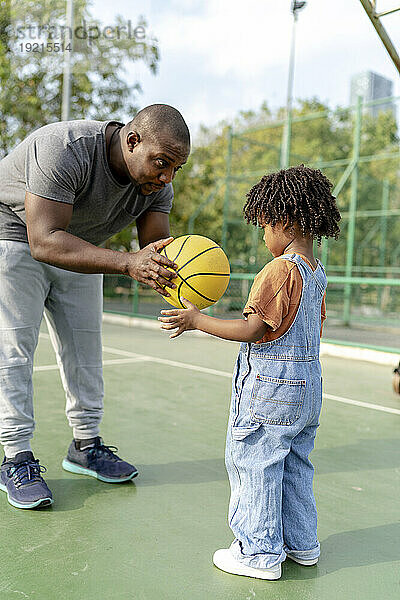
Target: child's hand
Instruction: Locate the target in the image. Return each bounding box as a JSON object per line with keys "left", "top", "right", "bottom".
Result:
{"left": 159, "top": 298, "right": 200, "bottom": 338}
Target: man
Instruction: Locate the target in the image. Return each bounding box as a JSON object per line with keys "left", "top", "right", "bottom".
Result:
{"left": 0, "top": 104, "right": 190, "bottom": 509}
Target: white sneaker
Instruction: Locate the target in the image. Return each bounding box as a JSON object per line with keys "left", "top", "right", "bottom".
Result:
{"left": 212, "top": 549, "right": 281, "bottom": 580}
{"left": 287, "top": 555, "right": 318, "bottom": 566}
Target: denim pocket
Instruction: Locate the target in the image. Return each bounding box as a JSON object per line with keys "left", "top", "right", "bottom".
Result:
{"left": 250, "top": 375, "right": 305, "bottom": 426}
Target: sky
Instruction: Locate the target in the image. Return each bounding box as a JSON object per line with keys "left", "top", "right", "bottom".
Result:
{"left": 91, "top": 0, "right": 400, "bottom": 137}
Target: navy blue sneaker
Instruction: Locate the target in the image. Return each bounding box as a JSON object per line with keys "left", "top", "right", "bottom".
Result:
{"left": 0, "top": 451, "right": 53, "bottom": 509}
{"left": 62, "top": 437, "right": 138, "bottom": 483}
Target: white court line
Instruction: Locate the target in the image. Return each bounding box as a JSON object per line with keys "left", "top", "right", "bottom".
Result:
{"left": 102, "top": 345, "right": 234, "bottom": 378}
{"left": 38, "top": 336, "right": 400, "bottom": 416}
{"left": 33, "top": 357, "right": 148, "bottom": 372}
{"left": 114, "top": 354, "right": 400, "bottom": 416}
{"left": 34, "top": 364, "right": 59, "bottom": 372}
{"left": 102, "top": 357, "right": 149, "bottom": 366}
{"left": 102, "top": 345, "right": 145, "bottom": 358}
{"left": 323, "top": 393, "right": 400, "bottom": 416}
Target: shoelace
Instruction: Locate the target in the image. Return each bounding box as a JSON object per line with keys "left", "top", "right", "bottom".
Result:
{"left": 87, "top": 444, "right": 121, "bottom": 464}
{"left": 8, "top": 460, "right": 47, "bottom": 488}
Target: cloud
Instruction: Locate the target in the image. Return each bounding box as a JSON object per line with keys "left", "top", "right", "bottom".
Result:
{"left": 147, "top": 1, "right": 293, "bottom": 76}
{"left": 147, "top": 0, "right": 399, "bottom": 77}
{"left": 94, "top": 0, "right": 400, "bottom": 133}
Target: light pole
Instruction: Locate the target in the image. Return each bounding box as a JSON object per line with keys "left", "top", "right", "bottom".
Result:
{"left": 280, "top": 0, "right": 307, "bottom": 169}
{"left": 61, "top": 0, "right": 74, "bottom": 121}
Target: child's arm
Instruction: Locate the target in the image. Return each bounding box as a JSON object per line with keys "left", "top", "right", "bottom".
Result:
{"left": 159, "top": 298, "right": 269, "bottom": 342}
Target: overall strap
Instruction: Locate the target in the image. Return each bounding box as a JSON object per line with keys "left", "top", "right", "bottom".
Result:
{"left": 275, "top": 253, "right": 327, "bottom": 295}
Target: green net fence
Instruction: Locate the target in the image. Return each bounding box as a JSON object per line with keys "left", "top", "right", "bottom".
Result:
{"left": 104, "top": 95, "right": 400, "bottom": 354}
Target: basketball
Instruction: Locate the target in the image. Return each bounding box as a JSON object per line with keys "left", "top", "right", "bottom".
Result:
{"left": 160, "top": 235, "right": 230, "bottom": 309}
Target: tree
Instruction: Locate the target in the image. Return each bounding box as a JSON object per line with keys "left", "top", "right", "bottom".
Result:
{"left": 0, "top": 0, "right": 159, "bottom": 155}
{"left": 163, "top": 99, "right": 399, "bottom": 275}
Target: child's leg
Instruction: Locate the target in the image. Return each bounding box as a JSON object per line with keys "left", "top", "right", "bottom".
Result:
{"left": 282, "top": 424, "right": 320, "bottom": 562}
{"left": 225, "top": 424, "right": 288, "bottom": 569}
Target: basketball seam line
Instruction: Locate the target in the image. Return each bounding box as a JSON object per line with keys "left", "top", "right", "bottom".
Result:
{"left": 177, "top": 281, "right": 185, "bottom": 308}
{"left": 174, "top": 271, "right": 218, "bottom": 303}
{"left": 162, "top": 245, "right": 170, "bottom": 261}
{"left": 184, "top": 272, "right": 230, "bottom": 279}
{"left": 176, "top": 246, "right": 221, "bottom": 274}
{"left": 173, "top": 235, "right": 191, "bottom": 263}
{"left": 161, "top": 236, "right": 189, "bottom": 264}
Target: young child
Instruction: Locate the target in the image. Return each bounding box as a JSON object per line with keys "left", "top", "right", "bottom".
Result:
{"left": 159, "top": 165, "right": 341, "bottom": 580}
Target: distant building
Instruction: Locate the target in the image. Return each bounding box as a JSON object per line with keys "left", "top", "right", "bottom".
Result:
{"left": 350, "top": 71, "right": 395, "bottom": 119}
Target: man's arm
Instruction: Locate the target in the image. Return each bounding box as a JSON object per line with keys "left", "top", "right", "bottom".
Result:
{"left": 25, "top": 192, "right": 177, "bottom": 296}
{"left": 136, "top": 211, "right": 170, "bottom": 248}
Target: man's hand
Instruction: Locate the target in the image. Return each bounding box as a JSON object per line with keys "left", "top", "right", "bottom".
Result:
{"left": 126, "top": 237, "right": 178, "bottom": 297}
{"left": 25, "top": 194, "right": 177, "bottom": 292}
{"left": 159, "top": 298, "right": 200, "bottom": 337}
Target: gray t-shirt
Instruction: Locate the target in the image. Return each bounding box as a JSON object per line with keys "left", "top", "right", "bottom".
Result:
{"left": 0, "top": 120, "right": 173, "bottom": 246}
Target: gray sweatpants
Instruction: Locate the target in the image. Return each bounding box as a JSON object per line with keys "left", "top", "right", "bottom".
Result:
{"left": 0, "top": 240, "right": 104, "bottom": 457}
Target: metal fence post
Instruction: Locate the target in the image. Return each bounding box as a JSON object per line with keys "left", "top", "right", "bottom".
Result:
{"left": 321, "top": 238, "right": 329, "bottom": 266}
{"left": 379, "top": 179, "right": 390, "bottom": 269}
{"left": 250, "top": 226, "right": 259, "bottom": 271}
{"left": 61, "top": 0, "right": 74, "bottom": 121}
{"left": 379, "top": 179, "right": 390, "bottom": 307}
{"left": 221, "top": 126, "right": 233, "bottom": 250}
{"left": 188, "top": 180, "right": 224, "bottom": 234}
{"left": 343, "top": 95, "right": 362, "bottom": 326}
{"left": 132, "top": 280, "right": 139, "bottom": 316}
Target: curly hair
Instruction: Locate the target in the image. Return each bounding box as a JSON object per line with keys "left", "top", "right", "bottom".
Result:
{"left": 243, "top": 164, "right": 341, "bottom": 243}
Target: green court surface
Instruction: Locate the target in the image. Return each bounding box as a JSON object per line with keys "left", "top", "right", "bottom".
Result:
{"left": 0, "top": 322, "right": 399, "bottom": 600}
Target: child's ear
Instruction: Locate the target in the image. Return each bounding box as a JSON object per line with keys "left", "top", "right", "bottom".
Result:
{"left": 282, "top": 217, "right": 292, "bottom": 231}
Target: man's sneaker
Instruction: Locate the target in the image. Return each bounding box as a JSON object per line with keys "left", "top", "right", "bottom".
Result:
{"left": 287, "top": 555, "right": 319, "bottom": 566}
{"left": 62, "top": 437, "right": 138, "bottom": 483}
{"left": 213, "top": 549, "right": 281, "bottom": 580}
{"left": 0, "top": 451, "right": 53, "bottom": 509}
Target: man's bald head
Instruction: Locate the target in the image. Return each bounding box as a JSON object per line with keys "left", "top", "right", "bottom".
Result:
{"left": 126, "top": 104, "right": 190, "bottom": 151}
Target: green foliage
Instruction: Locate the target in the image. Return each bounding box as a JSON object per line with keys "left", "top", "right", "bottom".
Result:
{"left": 1, "top": 0, "right": 398, "bottom": 274}
{"left": 0, "top": 0, "right": 159, "bottom": 251}
{"left": 0, "top": 0, "right": 159, "bottom": 154}
{"left": 167, "top": 99, "right": 399, "bottom": 274}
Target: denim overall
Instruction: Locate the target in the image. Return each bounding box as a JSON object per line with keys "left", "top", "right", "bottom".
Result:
{"left": 225, "top": 253, "right": 327, "bottom": 569}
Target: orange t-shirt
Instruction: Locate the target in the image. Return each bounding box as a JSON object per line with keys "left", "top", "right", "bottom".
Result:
{"left": 243, "top": 254, "right": 326, "bottom": 344}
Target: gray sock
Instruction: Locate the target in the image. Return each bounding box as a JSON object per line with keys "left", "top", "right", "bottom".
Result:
{"left": 74, "top": 437, "right": 101, "bottom": 451}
